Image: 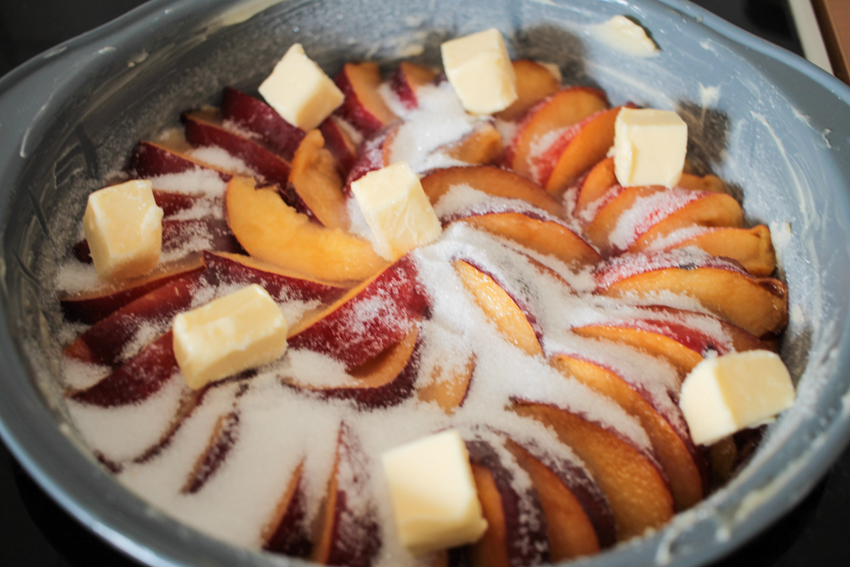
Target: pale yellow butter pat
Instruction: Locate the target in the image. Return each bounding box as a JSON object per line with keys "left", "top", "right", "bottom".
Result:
{"left": 593, "top": 15, "right": 659, "bottom": 58}
{"left": 613, "top": 108, "right": 687, "bottom": 188}
{"left": 351, "top": 162, "right": 442, "bottom": 260}
{"left": 382, "top": 429, "right": 488, "bottom": 555}
{"left": 82, "top": 179, "right": 163, "bottom": 281}
{"left": 259, "top": 43, "right": 344, "bottom": 131}
{"left": 173, "top": 284, "right": 288, "bottom": 390}
{"left": 441, "top": 28, "right": 517, "bottom": 115}
{"left": 679, "top": 351, "right": 796, "bottom": 446}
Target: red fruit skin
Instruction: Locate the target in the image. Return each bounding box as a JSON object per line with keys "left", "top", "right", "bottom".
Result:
{"left": 183, "top": 112, "right": 292, "bottom": 189}
{"left": 319, "top": 117, "right": 358, "bottom": 177}
{"left": 60, "top": 262, "right": 205, "bottom": 325}
{"left": 202, "top": 251, "right": 346, "bottom": 305}
{"left": 153, "top": 190, "right": 204, "bottom": 218}
{"left": 221, "top": 86, "right": 306, "bottom": 160}
{"left": 64, "top": 270, "right": 210, "bottom": 367}
{"left": 182, "top": 411, "right": 240, "bottom": 494}
{"left": 128, "top": 141, "right": 231, "bottom": 180}
{"left": 343, "top": 128, "right": 390, "bottom": 193}
{"left": 73, "top": 219, "right": 244, "bottom": 264}
{"left": 288, "top": 256, "right": 429, "bottom": 369}
{"left": 464, "top": 437, "right": 550, "bottom": 567}
{"left": 70, "top": 331, "right": 179, "bottom": 407}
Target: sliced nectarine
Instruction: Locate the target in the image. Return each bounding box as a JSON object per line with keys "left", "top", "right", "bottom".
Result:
{"left": 287, "top": 130, "right": 349, "bottom": 230}
{"left": 286, "top": 325, "right": 420, "bottom": 408}
{"left": 504, "top": 87, "right": 609, "bottom": 181}
{"left": 59, "top": 256, "right": 205, "bottom": 324}
{"left": 574, "top": 157, "right": 617, "bottom": 215}
{"left": 505, "top": 437, "right": 615, "bottom": 559}
{"left": 334, "top": 62, "right": 397, "bottom": 136}
{"left": 288, "top": 256, "right": 427, "bottom": 369}
{"left": 439, "top": 122, "right": 503, "bottom": 165}
{"left": 544, "top": 106, "right": 626, "bottom": 195}
{"left": 454, "top": 259, "right": 541, "bottom": 356}
{"left": 64, "top": 270, "right": 208, "bottom": 367}
{"left": 456, "top": 212, "right": 601, "bottom": 268}
{"left": 421, "top": 165, "right": 564, "bottom": 218}
{"left": 221, "top": 86, "right": 306, "bottom": 160}
{"left": 595, "top": 251, "right": 788, "bottom": 337}
{"left": 573, "top": 307, "right": 766, "bottom": 377}
{"left": 466, "top": 438, "right": 549, "bottom": 567}
{"left": 202, "top": 251, "right": 346, "bottom": 304}
{"left": 225, "top": 176, "right": 387, "bottom": 283}
{"left": 391, "top": 61, "right": 438, "bottom": 109}
{"left": 181, "top": 410, "right": 240, "bottom": 494}
{"left": 184, "top": 108, "right": 292, "bottom": 188}
{"left": 129, "top": 140, "right": 232, "bottom": 180}
{"left": 494, "top": 60, "right": 561, "bottom": 122}
{"left": 551, "top": 355, "right": 705, "bottom": 510}
{"left": 663, "top": 225, "right": 776, "bottom": 277}
{"left": 319, "top": 116, "right": 359, "bottom": 176}
{"left": 512, "top": 399, "right": 674, "bottom": 540}
{"left": 262, "top": 461, "right": 312, "bottom": 557}
{"left": 416, "top": 355, "right": 475, "bottom": 413}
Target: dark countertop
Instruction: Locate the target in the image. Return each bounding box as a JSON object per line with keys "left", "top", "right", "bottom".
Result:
{"left": 1, "top": 1, "right": 848, "bottom": 566}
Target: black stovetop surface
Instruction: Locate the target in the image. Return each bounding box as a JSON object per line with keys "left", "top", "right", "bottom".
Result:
{"left": 1, "top": 0, "right": 848, "bottom": 566}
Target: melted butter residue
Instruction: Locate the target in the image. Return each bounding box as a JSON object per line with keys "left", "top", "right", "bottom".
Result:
{"left": 590, "top": 15, "right": 659, "bottom": 58}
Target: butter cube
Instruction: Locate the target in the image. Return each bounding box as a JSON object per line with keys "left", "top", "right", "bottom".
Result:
{"left": 679, "top": 351, "right": 796, "bottom": 446}
{"left": 613, "top": 108, "right": 687, "bottom": 188}
{"left": 382, "top": 429, "right": 488, "bottom": 555}
{"left": 350, "top": 161, "right": 442, "bottom": 260}
{"left": 173, "top": 284, "right": 288, "bottom": 390}
{"left": 259, "top": 43, "right": 344, "bottom": 131}
{"left": 82, "top": 179, "right": 163, "bottom": 281}
{"left": 441, "top": 29, "right": 517, "bottom": 115}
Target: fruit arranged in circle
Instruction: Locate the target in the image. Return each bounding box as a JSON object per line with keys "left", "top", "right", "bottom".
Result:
{"left": 54, "top": 38, "right": 793, "bottom": 567}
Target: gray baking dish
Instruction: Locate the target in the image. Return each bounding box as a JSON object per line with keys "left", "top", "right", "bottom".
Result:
{"left": 1, "top": 0, "right": 849, "bottom": 566}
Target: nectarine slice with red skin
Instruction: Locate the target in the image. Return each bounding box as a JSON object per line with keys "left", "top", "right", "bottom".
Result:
{"left": 202, "top": 251, "right": 346, "bottom": 304}
{"left": 69, "top": 331, "right": 179, "bottom": 407}
{"left": 334, "top": 62, "right": 397, "bottom": 137}
{"left": 504, "top": 86, "right": 609, "bottom": 181}
{"left": 573, "top": 157, "right": 616, "bottom": 214}
{"left": 391, "top": 61, "right": 438, "bottom": 110}
{"left": 287, "top": 130, "right": 350, "bottom": 230}
{"left": 512, "top": 399, "right": 675, "bottom": 540}
{"left": 225, "top": 176, "right": 387, "bottom": 284}
{"left": 288, "top": 256, "right": 427, "bottom": 369}
{"left": 466, "top": 438, "right": 550, "bottom": 567}
{"left": 182, "top": 409, "right": 240, "bottom": 494}
{"left": 505, "top": 437, "right": 616, "bottom": 558}
{"left": 661, "top": 225, "right": 776, "bottom": 277}
{"left": 73, "top": 218, "right": 243, "bottom": 264}
{"left": 595, "top": 251, "right": 788, "bottom": 338}
{"left": 585, "top": 187, "right": 743, "bottom": 255}
{"left": 420, "top": 165, "right": 564, "bottom": 219}
{"left": 59, "top": 256, "right": 205, "bottom": 325}
{"left": 263, "top": 461, "right": 312, "bottom": 557}
{"left": 551, "top": 355, "right": 706, "bottom": 511}
{"left": 184, "top": 109, "right": 292, "bottom": 188}
{"left": 311, "top": 424, "right": 380, "bottom": 567}
{"left": 629, "top": 192, "right": 744, "bottom": 253}
{"left": 319, "top": 115, "right": 359, "bottom": 176}
{"left": 129, "top": 140, "right": 232, "bottom": 180}
{"left": 416, "top": 355, "right": 475, "bottom": 413}
{"left": 343, "top": 126, "right": 393, "bottom": 191}
{"left": 220, "top": 86, "right": 306, "bottom": 160}
{"left": 286, "top": 325, "right": 420, "bottom": 408}
{"left": 152, "top": 190, "right": 204, "bottom": 218}
{"left": 454, "top": 259, "right": 542, "bottom": 356}
{"left": 544, "top": 105, "right": 631, "bottom": 195}
{"left": 64, "top": 270, "right": 209, "bottom": 367}
{"left": 494, "top": 60, "right": 561, "bottom": 122}
{"left": 438, "top": 122, "right": 503, "bottom": 166}
{"left": 573, "top": 305, "right": 766, "bottom": 377}
{"left": 454, "top": 212, "right": 601, "bottom": 268}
